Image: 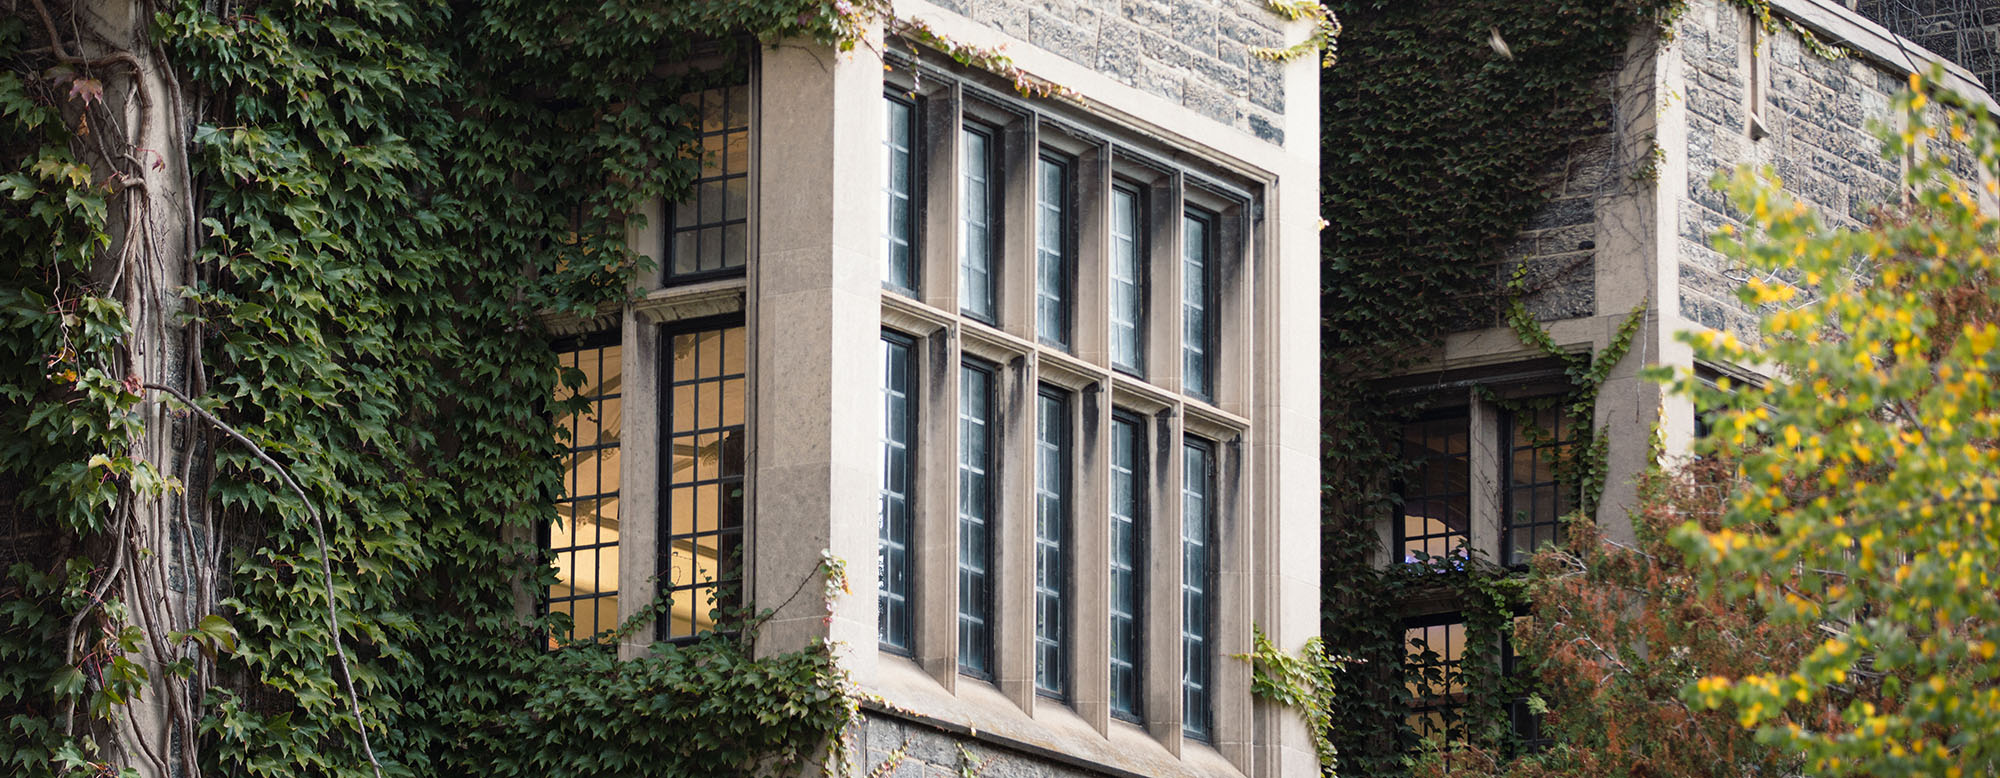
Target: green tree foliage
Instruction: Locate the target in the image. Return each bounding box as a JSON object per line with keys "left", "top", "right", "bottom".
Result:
{"left": 1676, "top": 70, "right": 2000, "bottom": 777}
{"left": 1435, "top": 69, "right": 2000, "bottom": 778}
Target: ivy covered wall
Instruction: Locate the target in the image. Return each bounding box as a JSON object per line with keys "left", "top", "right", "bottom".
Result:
{"left": 2, "top": 1, "right": 879, "bottom": 776}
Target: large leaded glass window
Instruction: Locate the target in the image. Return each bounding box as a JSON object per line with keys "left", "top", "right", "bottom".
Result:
{"left": 883, "top": 94, "right": 918, "bottom": 293}
{"left": 1109, "top": 414, "right": 1145, "bottom": 721}
{"left": 1503, "top": 405, "right": 1575, "bottom": 566}
{"left": 550, "top": 336, "right": 623, "bottom": 644}
{"left": 659, "top": 324, "right": 747, "bottom": 640}
{"left": 1182, "top": 209, "right": 1215, "bottom": 401}
{"left": 958, "top": 361, "right": 996, "bottom": 677}
{"left": 960, "top": 126, "right": 998, "bottom": 322}
{"left": 1034, "top": 387, "right": 1070, "bottom": 697}
{"left": 1181, "top": 438, "right": 1215, "bottom": 739}
{"left": 1035, "top": 155, "right": 1073, "bottom": 349}
{"left": 879, "top": 333, "right": 916, "bottom": 653}
{"left": 1397, "top": 411, "right": 1470, "bottom": 564}
{"left": 668, "top": 82, "right": 750, "bottom": 281}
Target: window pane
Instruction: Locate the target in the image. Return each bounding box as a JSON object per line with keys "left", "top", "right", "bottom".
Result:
{"left": 1182, "top": 439, "right": 1214, "bottom": 738}
{"left": 660, "top": 324, "right": 748, "bottom": 640}
{"left": 1404, "top": 616, "right": 1467, "bottom": 751}
{"left": 959, "top": 127, "right": 996, "bottom": 321}
{"left": 1182, "top": 211, "right": 1212, "bottom": 400}
{"left": 1034, "top": 388, "right": 1070, "bottom": 697}
{"left": 1398, "top": 412, "right": 1471, "bottom": 564}
{"left": 1036, "top": 156, "right": 1071, "bottom": 349}
{"left": 550, "top": 338, "right": 623, "bottom": 645}
{"left": 958, "top": 362, "right": 995, "bottom": 676}
{"left": 1504, "top": 405, "right": 1573, "bottom": 566}
{"left": 667, "top": 82, "right": 751, "bottom": 281}
{"left": 883, "top": 96, "right": 918, "bottom": 293}
{"left": 1109, "top": 415, "right": 1145, "bottom": 720}
{"left": 879, "top": 334, "right": 915, "bottom": 652}
{"left": 1110, "top": 186, "right": 1145, "bottom": 375}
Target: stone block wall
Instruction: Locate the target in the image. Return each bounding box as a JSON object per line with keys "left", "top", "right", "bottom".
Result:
{"left": 1676, "top": 0, "right": 1905, "bottom": 340}
{"left": 925, "top": 0, "right": 1291, "bottom": 143}
{"left": 1502, "top": 115, "right": 1616, "bottom": 324}
{"left": 862, "top": 713, "right": 1109, "bottom": 778}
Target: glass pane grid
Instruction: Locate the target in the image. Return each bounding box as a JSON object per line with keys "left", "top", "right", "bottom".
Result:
{"left": 1182, "top": 211, "right": 1212, "bottom": 400}
{"left": 959, "top": 127, "right": 996, "bottom": 321}
{"left": 1110, "top": 187, "right": 1145, "bottom": 375}
{"left": 1034, "top": 389, "right": 1069, "bottom": 697}
{"left": 1109, "top": 416, "right": 1145, "bottom": 721}
{"left": 958, "top": 362, "right": 995, "bottom": 677}
{"left": 659, "top": 326, "right": 748, "bottom": 641}
{"left": 1504, "top": 406, "right": 1574, "bottom": 566}
{"left": 550, "top": 339, "right": 623, "bottom": 645}
{"left": 1398, "top": 413, "right": 1471, "bottom": 564}
{"left": 879, "top": 335, "right": 915, "bottom": 652}
{"left": 1035, "top": 156, "right": 1072, "bottom": 349}
{"left": 1404, "top": 618, "right": 1467, "bottom": 752}
{"left": 1181, "top": 439, "right": 1214, "bottom": 739}
{"left": 668, "top": 84, "right": 751, "bottom": 280}
{"left": 883, "top": 96, "right": 917, "bottom": 292}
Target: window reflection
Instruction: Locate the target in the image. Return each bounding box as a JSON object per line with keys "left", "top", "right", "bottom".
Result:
{"left": 551, "top": 339, "right": 623, "bottom": 644}
{"left": 661, "top": 325, "right": 748, "bottom": 639}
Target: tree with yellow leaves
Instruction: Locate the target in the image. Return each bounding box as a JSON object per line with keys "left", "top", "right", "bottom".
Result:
{"left": 1671, "top": 67, "right": 2000, "bottom": 776}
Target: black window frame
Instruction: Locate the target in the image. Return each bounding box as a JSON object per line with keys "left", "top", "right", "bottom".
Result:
{"left": 655, "top": 315, "right": 749, "bottom": 642}
{"left": 1181, "top": 436, "right": 1217, "bottom": 740}
{"left": 1108, "top": 411, "right": 1147, "bottom": 722}
{"left": 1034, "top": 151, "right": 1076, "bottom": 350}
{"left": 1402, "top": 612, "right": 1469, "bottom": 754}
{"left": 959, "top": 123, "right": 1001, "bottom": 324}
{"left": 665, "top": 79, "right": 753, "bottom": 285}
{"left": 545, "top": 330, "right": 624, "bottom": 647}
{"left": 1109, "top": 181, "right": 1148, "bottom": 377}
{"left": 1500, "top": 403, "right": 1576, "bottom": 568}
{"left": 1181, "top": 207, "right": 1218, "bottom": 402}
{"left": 878, "top": 330, "right": 917, "bottom": 654}
{"left": 1033, "top": 385, "right": 1072, "bottom": 699}
{"left": 883, "top": 91, "right": 922, "bottom": 296}
{"left": 1393, "top": 407, "right": 1472, "bottom": 566}
{"left": 957, "top": 358, "right": 998, "bottom": 678}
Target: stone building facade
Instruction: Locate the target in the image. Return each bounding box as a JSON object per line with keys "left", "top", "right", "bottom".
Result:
{"left": 543, "top": 1, "right": 1325, "bottom": 776}
{"left": 1370, "top": 0, "right": 1999, "bottom": 753}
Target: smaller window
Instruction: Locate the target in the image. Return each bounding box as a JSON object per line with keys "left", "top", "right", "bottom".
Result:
{"left": 1110, "top": 184, "right": 1147, "bottom": 376}
{"left": 1396, "top": 411, "right": 1471, "bottom": 565}
{"left": 883, "top": 94, "right": 919, "bottom": 294}
{"left": 1502, "top": 405, "right": 1575, "bottom": 567}
{"left": 1182, "top": 209, "right": 1216, "bottom": 401}
{"left": 1403, "top": 614, "right": 1467, "bottom": 753}
{"left": 960, "top": 126, "right": 999, "bottom": 323}
{"left": 667, "top": 82, "right": 751, "bottom": 282}
{"left": 1181, "top": 438, "right": 1216, "bottom": 739}
{"left": 1034, "top": 387, "right": 1071, "bottom": 698}
{"left": 659, "top": 324, "right": 748, "bottom": 641}
{"left": 549, "top": 335, "right": 623, "bottom": 645}
{"left": 958, "top": 360, "right": 997, "bottom": 677}
{"left": 878, "top": 332, "right": 916, "bottom": 653}
{"left": 1500, "top": 622, "right": 1551, "bottom": 755}
{"left": 1109, "top": 413, "right": 1146, "bottom": 721}
{"left": 1035, "top": 154, "right": 1074, "bottom": 349}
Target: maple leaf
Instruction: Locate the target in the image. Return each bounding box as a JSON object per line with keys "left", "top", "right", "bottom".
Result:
{"left": 69, "top": 77, "right": 104, "bottom": 106}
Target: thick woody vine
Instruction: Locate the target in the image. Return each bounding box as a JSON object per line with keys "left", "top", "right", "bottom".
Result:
{"left": 2, "top": 1, "right": 1340, "bottom": 777}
